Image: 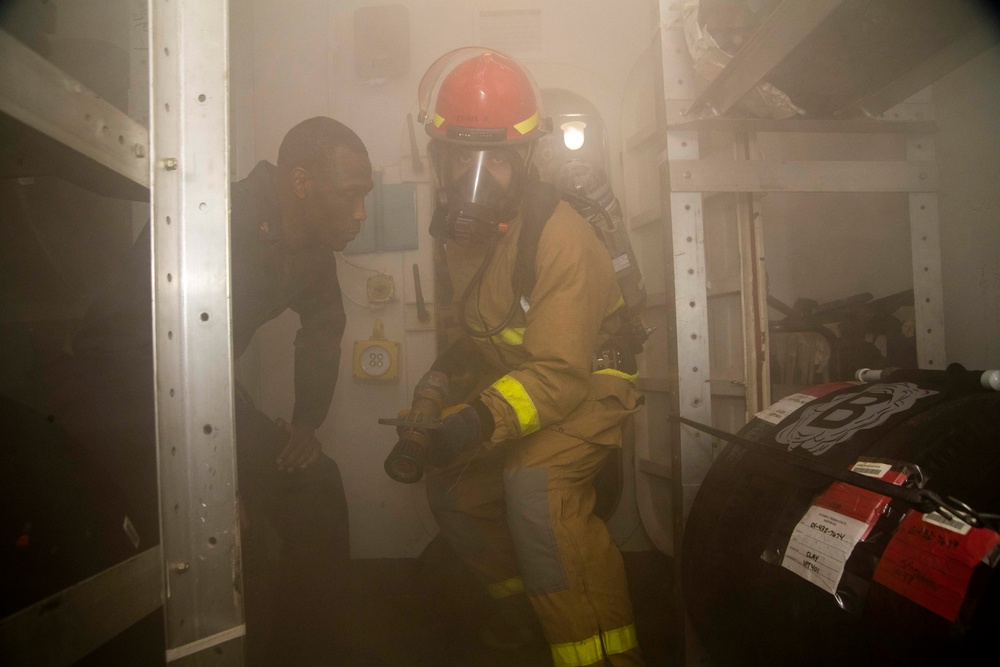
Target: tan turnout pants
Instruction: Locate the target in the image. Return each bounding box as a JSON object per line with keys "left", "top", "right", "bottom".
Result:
{"left": 426, "top": 426, "right": 644, "bottom": 666}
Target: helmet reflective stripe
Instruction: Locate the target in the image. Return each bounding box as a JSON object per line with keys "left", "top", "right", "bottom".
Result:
{"left": 513, "top": 111, "right": 541, "bottom": 136}
{"left": 435, "top": 111, "right": 539, "bottom": 136}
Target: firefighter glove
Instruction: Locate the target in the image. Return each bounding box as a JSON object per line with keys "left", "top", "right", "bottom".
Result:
{"left": 430, "top": 399, "right": 495, "bottom": 467}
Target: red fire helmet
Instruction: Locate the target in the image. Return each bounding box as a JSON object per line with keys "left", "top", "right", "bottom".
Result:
{"left": 417, "top": 47, "right": 550, "bottom": 146}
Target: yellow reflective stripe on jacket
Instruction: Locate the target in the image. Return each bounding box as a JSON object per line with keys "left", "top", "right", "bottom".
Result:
{"left": 493, "top": 326, "right": 525, "bottom": 346}
{"left": 593, "top": 368, "right": 639, "bottom": 383}
{"left": 487, "top": 576, "right": 524, "bottom": 600}
{"left": 492, "top": 375, "right": 540, "bottom": 436}
{"left": 607, "top": 295, "right": 625, "bottom": 315}
{"left": 550, "top": 634, "right": 603, "bottom": 667}
{"left": 602, "top": 623, "right": 640, "bottom": 656}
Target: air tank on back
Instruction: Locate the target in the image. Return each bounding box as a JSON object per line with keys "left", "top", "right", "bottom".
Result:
{"left": 682, "top": 366, "right": 1000, "bottom": 666}
{"left": 556, "top": 160, "right": 646, "bottom": 315}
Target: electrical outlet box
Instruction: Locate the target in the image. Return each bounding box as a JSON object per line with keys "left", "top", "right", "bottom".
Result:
{"left": 352, "top": 319, "right": 400, "bottom": 381}
{"left": 366, "top": 274, "right": 395, "bottom": 305}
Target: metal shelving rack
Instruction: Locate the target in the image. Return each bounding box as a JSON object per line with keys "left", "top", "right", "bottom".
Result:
{"left": 630, "top": 0, "right": 996, "bottom": 662}
{"left": 0, "top": 1, "right": 243, "bottom": 664}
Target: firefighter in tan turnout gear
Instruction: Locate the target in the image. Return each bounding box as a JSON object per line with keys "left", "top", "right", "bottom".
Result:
{"left": 406, "top": 47, "right": 645, "bottom": 666}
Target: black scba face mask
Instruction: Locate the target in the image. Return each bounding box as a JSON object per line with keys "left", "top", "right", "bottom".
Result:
{"left": 432, "top": 146, "right": 527, "bottom": 245}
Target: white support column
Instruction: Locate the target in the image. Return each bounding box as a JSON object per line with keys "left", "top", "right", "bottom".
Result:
{"left": 658, "top": 9, "right": 715, "bottom": 665}
{"left": 665, "top": 131, "right": 714, "bottom": 519}
{"left": 149, "top": 0, "right": 244, "bottom": 664}
{"left": 908, "top": 134, "right": 947, "bottom": 369}
{"left": 885, "top": 90, "right": 946, "bottom": 369}
{"left": 659, "top": 1, "right": 713, "bottom": 523}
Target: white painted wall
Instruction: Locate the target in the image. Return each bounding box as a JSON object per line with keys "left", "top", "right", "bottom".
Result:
{"left": 759, "top": 134, "right": 914, "bottom": 310}
{"left": 24, "top": 0, "right": 997, "bottom": 562}
{"left": 235, "top": 2, "right": 1000, "bottom": 559}
{"left": 238, "top": 0, "right": 654, "bottom": 558}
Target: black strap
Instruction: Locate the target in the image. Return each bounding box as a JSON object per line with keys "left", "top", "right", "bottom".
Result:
{"left": 512, "top": 179, "right": 561, "bottom": 299}
{"left": 668, "top": 413, "right": 995, "bottom": 528}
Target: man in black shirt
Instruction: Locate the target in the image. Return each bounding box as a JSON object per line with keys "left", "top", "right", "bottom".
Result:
{"left": 43, "top": 116, "right": 374, "bottom": 664}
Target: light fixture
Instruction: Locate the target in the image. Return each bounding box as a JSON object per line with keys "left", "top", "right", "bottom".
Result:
{"left": 561, "top": 121, "right": 587, "bottom": 151}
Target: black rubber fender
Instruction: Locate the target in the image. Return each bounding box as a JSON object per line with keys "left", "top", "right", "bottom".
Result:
{"left": 682, "top": 380, "right": 1000, "bottom": 667}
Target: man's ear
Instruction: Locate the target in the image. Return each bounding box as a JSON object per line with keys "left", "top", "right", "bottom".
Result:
{"left": 290, "top": 166, "right": 310, "bottom": 200}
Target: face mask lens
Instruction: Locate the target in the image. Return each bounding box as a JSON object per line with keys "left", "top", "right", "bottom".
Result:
{"left": 429, "top": 144, "right": 528, "bottom": 243}
{"left": 445, "top": 148, "right": 514, "bottom": 206}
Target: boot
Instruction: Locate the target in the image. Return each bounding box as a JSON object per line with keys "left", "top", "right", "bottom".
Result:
{"left": 477, "top": 594, "right": 543, "bottom": 651}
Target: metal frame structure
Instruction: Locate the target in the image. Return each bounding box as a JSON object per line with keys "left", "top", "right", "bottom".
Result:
{"left": 1, "top": 0, "right": 993, "bottom": 663}
{"left": 685, "top": 0, "right": 845, "bottom": 120}
{"left": 0, "top": 0, "right": 243, "bottom": 663}
{"left": 151, "top": 1, "right": 243, "bottom": 663}
{"left": 638, "top": 0, "right": 995, "bottom": 661}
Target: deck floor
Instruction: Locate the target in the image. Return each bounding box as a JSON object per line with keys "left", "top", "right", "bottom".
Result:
{"left": 79, "top": 544, "right": 679, "bottom": 666}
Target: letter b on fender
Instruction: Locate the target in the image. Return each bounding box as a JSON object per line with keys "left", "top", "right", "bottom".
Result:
{"left": 810, "top": 392, "right": 893, "bottom": 430}
{"left": 775, "top": 383, "right": 937, "bottom": 456}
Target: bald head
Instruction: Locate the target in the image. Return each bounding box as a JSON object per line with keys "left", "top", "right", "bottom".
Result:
{"left": 276, "top": 117, "right": 373, "bottom": 252}
{"left": 277, "top": 117, "right": 368, "bottom": 179}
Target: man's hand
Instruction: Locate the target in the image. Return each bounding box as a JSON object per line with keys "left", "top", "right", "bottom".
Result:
{"left": 275, "top": 418, "right": 323, "bottom": 472}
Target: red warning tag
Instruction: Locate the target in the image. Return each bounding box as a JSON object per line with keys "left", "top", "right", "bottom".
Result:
{"left": 780, "top": 459, "right": 907, "bottom": 594}
{"left": 813, "top": 461, "right": 907, "bottom": 541}
{"left": 873, "top": 510, "right": 1000, "bottom": 622}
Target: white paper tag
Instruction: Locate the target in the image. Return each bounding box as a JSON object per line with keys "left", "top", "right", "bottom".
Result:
{"left": 755, "top": 393, "right": 817, "bottom": 425}
{"left": 923, "top": 510, "right": 973, "bottom": 535}
{"left": 612, "top": 253, "right": 631, "bottom": 272}
{"left": 781, "top": 505, "right": 868, "bottom": 594}
{"left": 123, "top": 514, "right": 141, "bottom": 550}
{"left": 520, "top": 296, "right": 531, "bottom": 313}
{"left": 850, "top": 461, "right": 892, "bottom": 478}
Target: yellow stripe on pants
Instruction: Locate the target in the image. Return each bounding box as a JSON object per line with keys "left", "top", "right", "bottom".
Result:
{"left": 550, "top": 623, "right": 640, "bottom": 666}
{"left": 551, "top": 633, "right": 604, "bottom": 667}
{"left": 602, "top": 623, "right": 640, "bottom": 657}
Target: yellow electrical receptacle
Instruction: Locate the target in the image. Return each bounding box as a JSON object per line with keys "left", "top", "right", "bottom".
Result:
{"left": 352, "top": 319, "right": 400, "bottom": 381}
